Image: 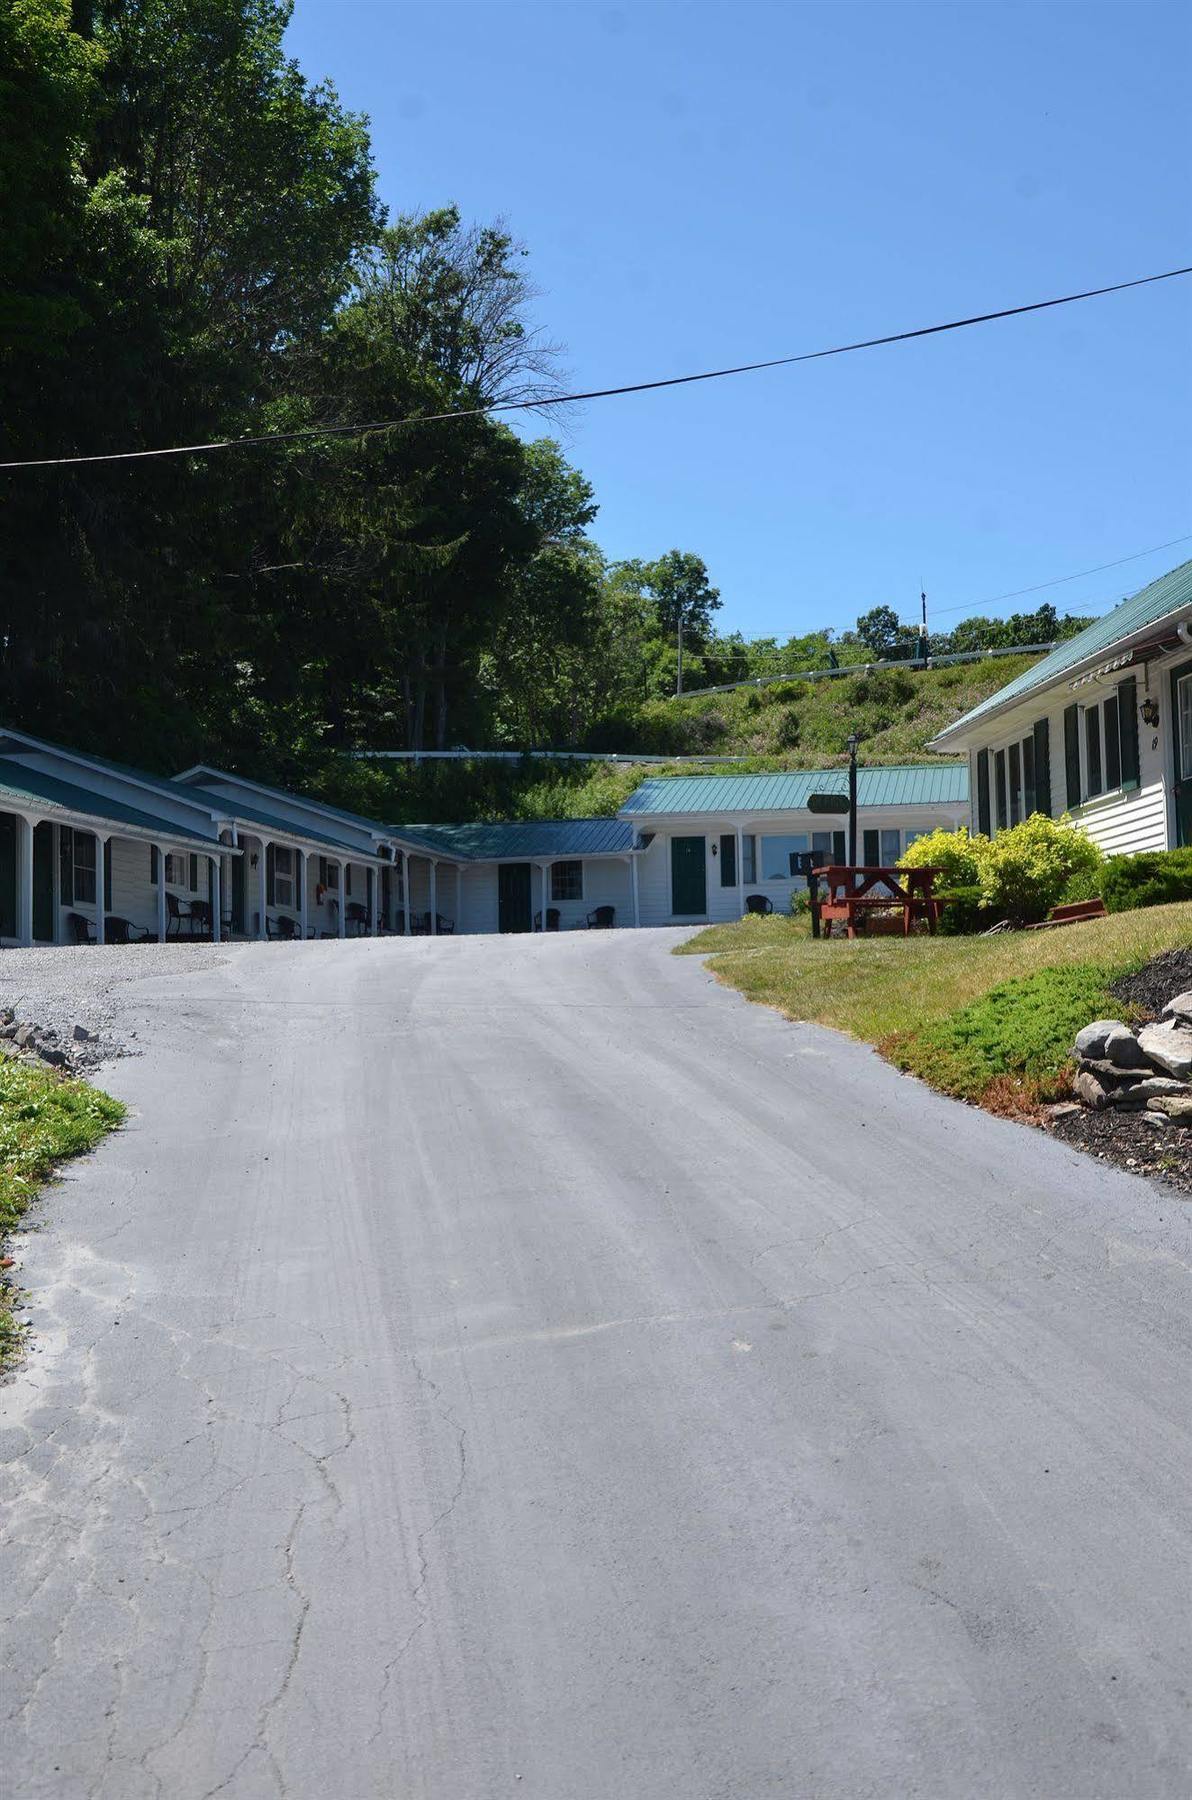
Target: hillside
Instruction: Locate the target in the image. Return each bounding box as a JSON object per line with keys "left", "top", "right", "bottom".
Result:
{"left": 312, "top": 652, "right": 1040, "bottom": 824}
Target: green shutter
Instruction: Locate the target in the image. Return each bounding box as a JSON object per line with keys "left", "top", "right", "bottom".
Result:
{"left": 863, "top": 829, "right": 880, "bottom": 865}
{"left": 833, "top": 830, "right": 846, "bottom": 863}
{"left": 994, "top": 749, "right": 1007, "bottom": 829}
{"left": 266, "top": 843, "right": 276, "bottom": 906}
{"left": 1063, "top": 704, "right": 1081, "bottom": 810}
{"left": 1032, "top": 719, "right": 1051, "bottom": 817}
{"left": 975, "top": 750, "right": 991, "bottom": 835}
{"left": 150, "top": 844, "right": 159, "bottom": 882}
{"left": 103, "top": 844, "right": 112, "bottom": 913}
{"left": 345, "top": 863, "right": 352, "bottom": 897}
{"left": 188, "top": 853, "right": 198, "bottom": 891}
{"left": 59, "top": 826, "right": 74, "bottom": 906}
{"left": 1117, "top": 677, "right": 1140, "bottom": 791}
{"left": 719, "top": 833, "right": 736, "bottom": 886}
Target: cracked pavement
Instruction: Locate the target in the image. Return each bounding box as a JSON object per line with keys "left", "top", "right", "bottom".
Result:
{"left": 2, "top": 928, "right": 1191, "bottom": 1798}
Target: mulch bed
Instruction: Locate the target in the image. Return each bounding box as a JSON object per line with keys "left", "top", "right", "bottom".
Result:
{"left": 1045, "top": 946, "right": 1192, "bottom": 1197}
{"left": 1050, "top": 1104, "right": 1192, "bottom": 1197}
{"left": 1108, "top": 946, "right": 1192, "bottom": 1018}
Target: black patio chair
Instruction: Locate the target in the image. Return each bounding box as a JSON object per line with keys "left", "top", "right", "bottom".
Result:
{"left": 584, "top": 905, "right": 615, "bottom": 929}
{"left": 165, "top": 891, "right": 194, "bottom": 938}
{"left": 434, "top": 914, "right": 455, "bottom": 936}
{"left": 745, "top": 894, "right": 773, "bottom": 915}
{"left": 267, "top": 914, "right": 299, "bottom": 940}
{"left": 189, "top": 899, "right": 213, "bottom": 940}
{"left": 534, "top": 908, "right": 561, "bottom": 932}
{"left": 104, "top": 915, "right": 153, "bottom": 944}
{"left": 67, "top": 911, "right": 96, "bottom": 945}
{"left": 345, "top": 901, "right": 369, "bottom": 936}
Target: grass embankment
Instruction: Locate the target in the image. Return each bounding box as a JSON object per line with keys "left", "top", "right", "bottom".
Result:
{"left": 0, "top": 1058, "right": 124, "bottom": 1364}
{"left": 309, "top": 655, "right": 1042, "bottom": 825}
{"left": 681, "top": 902, "right": 1192, "bottom": 1113}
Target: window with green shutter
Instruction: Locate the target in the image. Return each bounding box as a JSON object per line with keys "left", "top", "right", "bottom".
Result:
{"left": 995, "top": 749, "right": 1008, "bottom": 829}
{"left": 975, "top": 750, "right": 991, "bottom": 836}
{"left": 1032, "top": 719, "right": 1051, "bottom": 816}
{"left": 1064, "top": 704, "right": 1081, "bottom": 809}
{"left": 1117, "top": 677, "right": 1140, "bottom": 790}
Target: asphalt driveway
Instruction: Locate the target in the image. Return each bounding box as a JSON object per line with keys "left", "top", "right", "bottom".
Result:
{"left": 2, "top": 930, "right": 1191, "bottom": 1798}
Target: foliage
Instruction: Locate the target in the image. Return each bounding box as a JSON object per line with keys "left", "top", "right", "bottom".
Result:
{"left": 0, "top": 1057, "right": 124, "bottom": 1362}
{"left": 934, "top": 884, "right": 991, "bottom": 936}
{"left": 972, "top": 813, "right": 1104, "bottom": 924}
{"left": 898, "top": 827, "right": 982, "bottom": 890}
{"left": 1102, "top": 847, "right": 1192, "bottom": 913}
{"left": 887, "top": 964, "right": 1113, "bottom": 1100}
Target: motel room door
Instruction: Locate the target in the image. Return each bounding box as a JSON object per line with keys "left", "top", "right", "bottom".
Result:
{"left": 1173, "top": 661, "right": 1192, "bottom": 848}
{"left": 498, "top": 862, "right": 532, "bottom": 933}
{"left": 670, "top": 835, "right": 707, "bottom": 916}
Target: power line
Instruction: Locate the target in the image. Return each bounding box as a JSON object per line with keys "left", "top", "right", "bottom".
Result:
{"left": 929, "top": 530, "right": 1192, "bottom": 618}
{"left": 2, "top": 263, "right": 1189, "bottom": 473}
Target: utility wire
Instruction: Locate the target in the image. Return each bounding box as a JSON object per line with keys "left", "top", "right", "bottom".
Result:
{"left": 929, "top": 530, "right": 1192, "bottom": 618}
{"left": 2, "top": 263, "right": 1189, "bottom": 473}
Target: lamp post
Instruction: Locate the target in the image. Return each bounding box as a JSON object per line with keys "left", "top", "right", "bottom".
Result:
{"left": 847, "top": 730, "right": 860, "bottom": 866}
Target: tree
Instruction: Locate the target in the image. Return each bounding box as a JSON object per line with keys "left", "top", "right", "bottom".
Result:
{"left": 855, "top": 605, "right": 904, "bottom": 657}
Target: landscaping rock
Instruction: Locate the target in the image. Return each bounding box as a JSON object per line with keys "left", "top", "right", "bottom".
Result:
{"left": 71, "top": 1024, "right": 92, "bottom": 1043}
{"left": 14, "top": 1024, "right": 35, "bottom": 1049}
{"left": 1074, "top": 1069, "right": 1112, "bottom": 1109}
{"left": 1078, "top": 1058, "right": 1147, "bottom": 1087}
{"left": 38, "top": 1047, "right": 68, "bottom": 1069}
{"left": 1074, "top": 1020, "right": 1128, "bottom": 1061}
{"left": 1107, "top": 1076, "right": 1190, "bottom": 1104}
{"left": 0, "top": 1021, "right": 16, "bottom": 1039}
{"left": 1146, "top": 1094, "right": 1192, "bottom": 1124}
{"left": 1103, "top": 1026, "right": 1147, "bottom": 1069}
{"left": 1136, "top": 1021, "right": 1192, "bottom": 1081}
{"left": 1163, "top": 990, "right": 1192, "bottom": 1024}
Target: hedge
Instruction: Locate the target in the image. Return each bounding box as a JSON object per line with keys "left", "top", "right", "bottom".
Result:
{"left": 1102, "top": 847, "right": 1192, "bottom": 913}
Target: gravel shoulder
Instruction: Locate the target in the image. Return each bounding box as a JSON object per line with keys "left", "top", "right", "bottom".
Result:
{"left": 0, "top": 941, "right": 233, "bottom": 1069}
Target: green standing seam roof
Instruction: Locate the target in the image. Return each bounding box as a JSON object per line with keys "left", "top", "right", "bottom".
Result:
{"left": 0, "top": 759, "right": 217, "bottom": 844}
{"left": 392, "top": 819, "right": 638, "bottom": 860}
{"left": 934, "top": 559, "right": 1192, "bottom": 741}
{"left": 180, "top": 784, "right": 383, "bottom": 857}
{"left": 619, "top": 764, "right": 969, "bottom": 817}
{"left": 176, "top": 766, "right": 397, "bottom": 839}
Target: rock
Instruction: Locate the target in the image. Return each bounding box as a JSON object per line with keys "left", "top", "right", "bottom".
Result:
{"left": 1146, "top": 1094, "right": 1192, "bottom": 1124}
{"left": 1143, "top": 1111, "right": 1170, "bottom": 1130}
{"left": 1074, "top": 1069, "right": 1112, "bottom": 1109}
{"left": 0, "top": 1007, "right": 13, "bottom": 1024}
{"left": 1137, "top": 1021, "right": 1192, "bottom": 1081}
{"left": 1074, "top": 1019, "right": 1128, "bottom": 1061}
{"left": 1047, "top": 1102, "right": 1082, "bottom": 1119}
{"left": 0, "top": 1021, "right": 16, "bottom": 1039}
{"left": 1103, "top": 1026, "right": 1147, "bottom": 1069}
{"left": 13, "top": 1024, "right": 35, "bottom": 1049}
{"left": 1163, "top": 989, "right": 1192, "bottom": 1022}
{"left": 72, "top": 1024, "right": 92, "bottom": 1043}
{"left": 1078, "top": 1058, "right": 1147, "bottom": 1086}
{"left": 1107, "top": 1076, "right": 1190, "bottom": 1104}
{"left": 38, "top": 1047, "right": 68, "bottom": 1069}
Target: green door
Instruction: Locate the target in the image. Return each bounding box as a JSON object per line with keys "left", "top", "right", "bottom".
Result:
{"left": 32, "top": 823, "right": 54, "bottom": 942}
{"left": 1173, "top": 661, "right": 1192, "bottom": 847}
{"left": 670, "top": 835, "right": 707, "bottom": 916}
{"left": 498, "top": 862, "right": 532, "bottom": 933}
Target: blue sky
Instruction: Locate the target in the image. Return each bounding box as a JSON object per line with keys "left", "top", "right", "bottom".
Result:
{"left": 284, "top": 0, "right": 1191, "bottom": 642}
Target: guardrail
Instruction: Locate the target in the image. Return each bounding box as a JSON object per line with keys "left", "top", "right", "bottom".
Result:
{"left": 676, "top": 641, "right": 1058, "bottom": 699}
{"left": 348, "top": 749, "right": 757, "bottom": 764}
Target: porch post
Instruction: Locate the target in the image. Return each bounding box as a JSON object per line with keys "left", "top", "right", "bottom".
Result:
{"left": 630, "top": 853, "right": 641, "bottom": 928}
{"left": 369, "top": 865, "right": 379, "bottom": 936}
{"left": 210, "top": 857, "right": 222, "bottom": 944}
{"left": 257, "top": 839, "right": 269, "bottom": 940}
{"left": 429, "top": 861, "right": 438, "bottom": 935}
{"left": 298, "top": 849, "right": 308, "bottom": 941}
{"left": 402, "top": 852, "right": 410, "bottom": 935}
{"left": 94, "top": 835, "right": 106, "bottom": 945}
{"left": 157, "top": 845, "right": 167, "bottom": 942}
{"left": 15, "top": 813, "right": 34, "bottom": 947}
{"left": 337, "top": 862, "right": 346, "bottom": 938}
{"left": 736, "top": 826, "right": 744, "bottom": 918}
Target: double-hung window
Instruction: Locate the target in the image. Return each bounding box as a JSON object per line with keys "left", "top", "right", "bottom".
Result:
{"left": 59, "top": 828, "right": 97, "bottom": 905}
{"left": 551, "top": 860, "right": 583, "bottom": 901}
{"left": 273, "top": 846, "right": 296, "bottom": 909}
{"left": 1063, "top": 681, "right": 1138, "bottom": 808}
{"left": 164, "top": 852, "right": 188, "bottom": 887}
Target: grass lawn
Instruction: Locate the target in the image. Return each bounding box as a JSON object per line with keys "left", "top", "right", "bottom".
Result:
{"left": 680, "top": 902, "right": 1192, "bottom": 1111}
{"left": 0, "top": 1057, "right": 124, "bottom": 1365}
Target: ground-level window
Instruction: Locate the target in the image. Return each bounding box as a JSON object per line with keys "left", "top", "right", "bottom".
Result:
{"left": 59, "top": 827, "right": 97, "bottom": 905}
{"left": 551, "top": 860, "right": 583, "bottom": 901}
{"left": 761, "top": 833, "right": 809, "bottom": 880}
{"left": 273, "top": 846, "right": 296, "bottom": 909}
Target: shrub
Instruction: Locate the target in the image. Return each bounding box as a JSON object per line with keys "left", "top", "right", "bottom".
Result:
{"left": 973, "top": 813, "right": 1104, "bottom": 925}
{"left": 900, "top": 826, "right": 983, "bottom": 890}
{"left": 936, "top": 884, "right": 992, "bottom": 936}
{"left": 1102, "top": 847, "right": 1192, "bottom": 913}
{"left": 889, "top": 962, "right": 1114, "bottom": 1101}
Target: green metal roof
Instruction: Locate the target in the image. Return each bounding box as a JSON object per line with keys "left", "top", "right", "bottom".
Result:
{"left": 933, "top": 558, "right": 1192, "bottom": 742}
{"left": 175, "top": 765, "right": 394, "bottom": 839}
{"left": 0, "top": 759, "right": 216, "bottom": 844}
{"left": 393, "top": 819, "right": 637, "bottom": 860}
{"left": 180, "top": 783, "right": 380, "bottom": 857}
{"left": 619, "top": 764, "right": 969, "bottom": 816}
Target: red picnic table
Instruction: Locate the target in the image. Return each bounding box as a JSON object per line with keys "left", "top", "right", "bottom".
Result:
{"left": 816, "top": 865, "right": 944, "bottom": 939}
